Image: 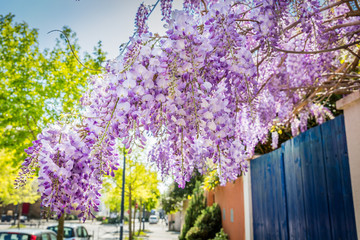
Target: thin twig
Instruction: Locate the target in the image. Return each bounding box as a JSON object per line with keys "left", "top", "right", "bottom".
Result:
{"left": 47, "top": 30, "right": 102, "bottom": 72}
{"left": 118, "top": 0, "right": 161, "bottom": 57}
{"left": 346, "top": 46, "right": 360, "bottom": 59}
{"left": 236, "top": 19, "right": 260, "bottom": 24}
{"left": 201, "top": 0, "right": 209, "bottom": 13}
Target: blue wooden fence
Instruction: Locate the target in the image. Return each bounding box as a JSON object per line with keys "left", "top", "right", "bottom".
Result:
{"left": 251, "top": 115, "right": 357, "bottom": 240}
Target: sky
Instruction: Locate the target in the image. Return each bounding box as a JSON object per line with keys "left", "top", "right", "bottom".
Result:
{"left": 1, "top": 0, "right": 181, "bottom": 193}
{"left": 1, "top": 0, "right": 181, "bottom": 59}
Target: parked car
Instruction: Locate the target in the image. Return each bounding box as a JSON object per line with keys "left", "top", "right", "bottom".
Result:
{"left": 47, "top": 224, "right": 91, "bottom": 240}
{"left": 20, "top": 216, "right": 28, "bottom": 223}
{"left": 1, "top": 215, "right": 11, "bottom": 222}
{"left": 149, "top": 215, "right": 159, "bottom": 224}
{"left": 0, "top": 228, "right": 57, "bottom": 240}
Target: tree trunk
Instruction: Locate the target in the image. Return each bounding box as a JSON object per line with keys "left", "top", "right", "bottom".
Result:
{"left": 46, "top": 206, "right": 51, "bottom": 222}
{"left": 138, "top": 200, "right": 142, "bottom": 235}
{"left": 128, "top": 188, "right": 132, "bottom": 240}
{"left": 17, "top": 203, "right": 23, "bottom": 228}
{"left": 132, "top": 205, "right": 135, "bottom": 235}
{"left": 57, "top": 214, "right": 65, "bottom": 240}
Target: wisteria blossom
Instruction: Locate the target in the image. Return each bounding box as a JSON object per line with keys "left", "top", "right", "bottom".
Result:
{"left": 17, "top": 0, "right": 360, "bottom": 219}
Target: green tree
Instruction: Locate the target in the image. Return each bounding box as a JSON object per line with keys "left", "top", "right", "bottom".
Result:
{"left": 161, "top": 172, "right": 203, "bottom": 214}
{"left": 103, "top": 149, "right": 160, "bottom": 240}
{"left": 0, "top": 13, "right": 106, "bottom": 165}
{"left": 179, "top": 181, "right": 206, "bottom": 240}
{"left": 0, "top": 149, "right": 39, "bottom": 227}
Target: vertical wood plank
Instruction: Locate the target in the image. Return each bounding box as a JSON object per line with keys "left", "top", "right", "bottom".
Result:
{"left": 251, "top": 115, "right": 357, "bottom": 240}
{"left": 251, "top": 149, "right": 288, "bottom": 240}
{"left": 300, "top": 126, "right": 331, "bottom": 239}
{"left": 283, "top": 135, "right": 306, "bottom": 240}
{"left": 321, "top": 115, "right": 358, "bottom": 240}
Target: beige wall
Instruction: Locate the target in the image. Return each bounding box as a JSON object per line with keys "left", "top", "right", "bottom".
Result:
{"left": 337, "top": 91, "right": 360, "bottom": 238}
{"left": 243, "top": 163, "right": 253, "bottom": 240}
{"left": 180, "top": 199, "right": 189, "bottom": 233}
{"left": 168, "top": 212, "right": 181, "bottom": 232}
{"left": 174, "top": 211, "right": 181, "bottom": 231}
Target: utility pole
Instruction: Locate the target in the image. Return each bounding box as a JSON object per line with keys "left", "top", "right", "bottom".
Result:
{"left": 119, "top": 148, "right": 126, "bottom": 240}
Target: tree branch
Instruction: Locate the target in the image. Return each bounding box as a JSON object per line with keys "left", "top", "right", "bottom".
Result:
{"left": 284, "top": 1, "right": 347, "bottom": 32}
{"left": 325, "top": 20, "right": 360, "bottom": 32}
{"left": 346, "top": 46, "right": 360, "bottom": 59}
{"left": 321, "top": 72, "right": 360, "bottom": 78}
{"left": 236, "top": 19, "right": 260, "bottom": 24}
{"left": 271, "top": 41, "right": 360, "bottom": 54}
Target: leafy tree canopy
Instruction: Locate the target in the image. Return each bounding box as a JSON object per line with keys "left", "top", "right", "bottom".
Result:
{"left": 0, "top": 149, "right": 39, "bottom": 206}
{"left": 161, "top": 172, "right": 203, "bottom": 214}
{"left": 103, "top": 149, "right": 160, "bottom": 213}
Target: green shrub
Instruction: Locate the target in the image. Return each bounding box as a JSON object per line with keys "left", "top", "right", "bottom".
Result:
{"left": 211, "top": 228, "right": 228, "bottom": 240}
{"left": 9, "top": 224, "right": 26, "bottom": 229}
{"left": 65, "top": 214, "right": 78, "bottom": 220}
{"left": 185, "top": 203, "right": 222, "bottom": 240}
{"left": 179, "top": 181, "right": 206, "bottom": 240}
{"left": 184, "top": 226, "right": 202, "bottom": 240}
{"left": 108, "top": 217, "right": 119, "bottom": 224}
{"left": 101, "top": 216, "right": 128, "bottom": 224}
{"left": 101, "top": 219, "right": 108, "bottom": 224}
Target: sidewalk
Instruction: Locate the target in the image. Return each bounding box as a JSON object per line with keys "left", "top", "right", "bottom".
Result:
{"left": 0, "top": 219, "right": 57, "bottom": 230}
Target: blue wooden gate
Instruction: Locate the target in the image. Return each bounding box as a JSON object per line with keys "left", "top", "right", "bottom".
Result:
{"left": 251, "top": 115, "right": 357, "bottom": 240}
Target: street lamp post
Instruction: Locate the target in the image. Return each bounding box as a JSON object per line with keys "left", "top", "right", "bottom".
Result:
{"left": 142, "top": 204, "right": 145, "bottom": 231}
{"left": 119, "top": 148, "right": 126, "bottom": 240}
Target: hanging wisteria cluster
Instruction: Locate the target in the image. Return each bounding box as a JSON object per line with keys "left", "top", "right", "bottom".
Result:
{"left": 17, "top": 0, "right": 360, "bottom": 219}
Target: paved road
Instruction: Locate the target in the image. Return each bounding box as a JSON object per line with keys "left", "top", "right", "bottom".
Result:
{"left": 147, "top": 222, "right": 180, "bottom": 240}
{"left": 0, "top": 219, "right": 180, "bottom": 240}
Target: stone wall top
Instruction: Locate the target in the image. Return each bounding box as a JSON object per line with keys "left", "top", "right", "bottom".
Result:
{"left": 336, "top": 91, "right": 360, "bottom": 110}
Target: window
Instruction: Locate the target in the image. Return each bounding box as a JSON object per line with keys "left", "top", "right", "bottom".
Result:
{"left": 41, "top": 233, "right": 49, "bottom": 240}
{"left": 47, "top": 226, "right": 57, "bottom": 233}
{"left": 223, "top": 208, "right": 226, "bottom": 220}
{"left": 63, "top": 227, "right": 75, "bottom": 238}
{"left": 76, "top": 227, "right": 83, "bottom": 237}
{"left": 0, "top": 233, "right": 29, "bottom": 240}
{"left": 82, "top": 227, "right": 88, "bottom": 237}
{"left": 230, "top": 208, "right": 234, "bottom": 223}
{"left": 49, "top": 233, "right": 57, "bottom": 240}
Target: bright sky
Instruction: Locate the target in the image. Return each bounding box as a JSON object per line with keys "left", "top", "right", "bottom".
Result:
{"left": 0, "top": 0, "right": 181, "bottom": 59}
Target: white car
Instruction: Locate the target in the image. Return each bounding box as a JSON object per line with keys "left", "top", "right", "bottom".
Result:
{"left": 0, "top": 228, "right": 57, "bottom": 240}
{"left": 149, "top": 215, "right": 159, "bottom": 224}
{"left": 47, "top": 224, "right": 91, "bottom": 240}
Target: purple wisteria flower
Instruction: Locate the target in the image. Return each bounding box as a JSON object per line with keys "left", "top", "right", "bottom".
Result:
{"left": 17, "top": 0, "right": 360, "bottom": 219}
